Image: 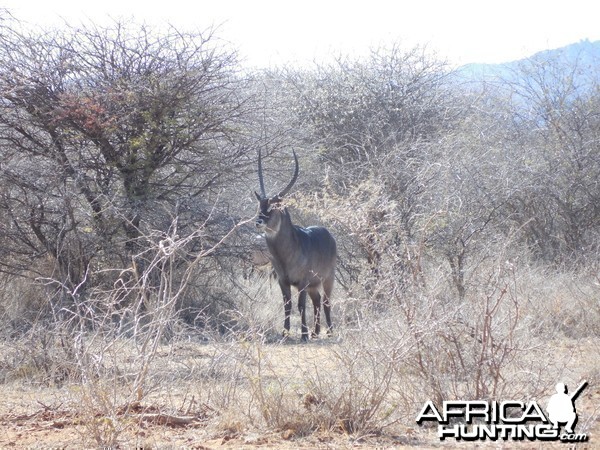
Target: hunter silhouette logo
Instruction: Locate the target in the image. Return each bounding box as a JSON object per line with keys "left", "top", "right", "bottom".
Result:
{"left": 547, "top": 381, "right": 587, "bottom": 435}
{"left": 416, "top": 380, "right": 589, "bottom": 443}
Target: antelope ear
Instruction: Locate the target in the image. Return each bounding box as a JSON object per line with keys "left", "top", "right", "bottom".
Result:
{"left": 254, "top": 191, "right": 262, "bottom": 201}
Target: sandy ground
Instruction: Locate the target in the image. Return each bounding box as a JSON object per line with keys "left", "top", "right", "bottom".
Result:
{"left": 0, "top": 337, "right": 598, "bottom": 448}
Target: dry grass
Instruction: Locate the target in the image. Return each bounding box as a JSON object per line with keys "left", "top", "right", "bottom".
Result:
{"left": 0, "top": 334, "right": 598, "bottom": 448}
{"left": 1, "top": 304, "right": 598, "bottom": 449}
{"left": 0, "top": 229, "right": 598, "bottom": 448}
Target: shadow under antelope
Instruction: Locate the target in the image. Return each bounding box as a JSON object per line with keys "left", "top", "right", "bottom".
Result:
{"left": 254, "top": 150, "right": 337, "bottom": 341}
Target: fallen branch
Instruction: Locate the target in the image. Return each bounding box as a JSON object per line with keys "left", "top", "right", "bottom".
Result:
{"left": 136, "top": 413, "right": 202, "bottom": 427}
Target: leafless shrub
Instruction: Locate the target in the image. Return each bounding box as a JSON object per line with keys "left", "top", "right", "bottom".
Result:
{"left": 3, "top": 214, "right": 244, "bottom": 445}
{"left": 301, "top": 331, "right": 407, "bottom": 436}
{"left": 0, "top": 18, "right": 598, "bottom": 447}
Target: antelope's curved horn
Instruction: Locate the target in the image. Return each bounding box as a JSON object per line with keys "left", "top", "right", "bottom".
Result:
{"left": 277, "top": 150, "right": 299, "bottom": 198}
{"left": 257, "top": 148, "right": 266, "bottom": 198}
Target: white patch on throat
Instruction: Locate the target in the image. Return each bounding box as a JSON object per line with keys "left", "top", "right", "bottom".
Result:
{"left": 264, "top": 221, "right": 281, "bottom": 237}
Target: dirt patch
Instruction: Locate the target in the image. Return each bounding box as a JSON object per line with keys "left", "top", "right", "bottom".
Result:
{"left": 0, "top": 337, "right": 598, "bottom": 448}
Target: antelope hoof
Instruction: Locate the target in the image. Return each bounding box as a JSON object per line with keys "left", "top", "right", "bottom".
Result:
{"left": 326, "top": 328, "right": 334, "bottom": 337}
{"left": 301, "top": 333, "right": 309, "bottom": 343}
{"left": 310, "top": 330, "right": 318, "bottom": 339}
{"left": 282, "top": 329, "right": 290, "bottom": 338}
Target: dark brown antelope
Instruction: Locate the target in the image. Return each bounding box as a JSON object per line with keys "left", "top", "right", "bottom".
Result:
{"left": 254, "top": 150, "right": 337, "bottom": 341}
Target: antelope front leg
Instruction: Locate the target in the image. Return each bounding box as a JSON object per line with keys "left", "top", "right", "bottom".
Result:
{"left": 280, "top": 282, "right": 293, "bottom": 337}
{"left": 297, "top": 289, "right": 309, "bottom": 341}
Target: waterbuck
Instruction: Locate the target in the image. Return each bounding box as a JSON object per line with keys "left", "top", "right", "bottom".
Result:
{"left": 254, "top": 150, "right": 337, "bottom": 341}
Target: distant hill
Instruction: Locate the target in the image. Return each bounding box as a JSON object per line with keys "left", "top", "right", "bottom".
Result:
{"left": 454, "top": 39, "right": 600, "bottom": 86}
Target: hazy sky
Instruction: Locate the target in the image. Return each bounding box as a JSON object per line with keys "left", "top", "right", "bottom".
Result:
{"left": 3, "top": 0, "right": 600, "bottom": 68}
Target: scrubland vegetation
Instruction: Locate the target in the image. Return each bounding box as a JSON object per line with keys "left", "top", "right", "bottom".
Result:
{"left": 0, "top": 14, "right": 598, "bottom": 447}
